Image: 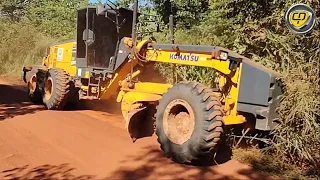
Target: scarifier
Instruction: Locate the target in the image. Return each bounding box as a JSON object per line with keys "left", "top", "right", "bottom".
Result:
{"left": 22, "top": 1, "right": 283, "bottom": 164}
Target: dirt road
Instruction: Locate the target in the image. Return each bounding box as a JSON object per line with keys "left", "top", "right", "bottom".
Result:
{"left": 0, "top": 78, "right": 276, "bottom": 180}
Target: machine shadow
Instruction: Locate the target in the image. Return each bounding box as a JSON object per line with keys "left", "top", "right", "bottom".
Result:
{"left": 0, "top": 84, "right": 44, "bottom": 121}
{"left": 104, "top": 145, "right": 274, "bottom": 180}
{"left": 0, "top": 148, "right": 276, "bottom": 180}
{"left": 67, "top": 97, "right": 122, "bottom": 115}
{"left": 0, "top": 163, "right": 95, "bottom": 180}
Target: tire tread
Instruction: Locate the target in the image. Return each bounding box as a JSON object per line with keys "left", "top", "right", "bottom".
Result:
{"left": 43, "top": 68, "right": 71, "bottom": 110}
{"left": 155, "top": 81, "right": 225, "bottom": 164}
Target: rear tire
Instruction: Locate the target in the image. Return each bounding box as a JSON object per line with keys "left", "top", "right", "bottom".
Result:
{"left": 42, "top": 68, "right": 71, "bottom": 110}
{"left": 155, "top": 81, "right": 224, "bottom": 164}
{"left": 26, "top": 69, "right": 42, "bottom": 104}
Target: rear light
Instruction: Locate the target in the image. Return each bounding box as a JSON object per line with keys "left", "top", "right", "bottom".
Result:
{"left": 219, "top": 51, "right": 228, "bottom": 60}
{"left": 212, "top": 50, "right": 229, "bottom": 60}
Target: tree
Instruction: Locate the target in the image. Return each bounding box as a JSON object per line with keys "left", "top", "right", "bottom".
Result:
{"left": 151, "top": 0, "right": 209, "bottom": 28}
{"left": 26, "top": 0, "right": 89, "bottom": 39}
{"left": 0, "top": 0, "right": 31, "bottom": 20}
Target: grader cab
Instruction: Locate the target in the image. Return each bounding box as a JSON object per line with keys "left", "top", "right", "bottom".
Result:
{"left": 23, "top": 1, "right": 283, "bottom": 164}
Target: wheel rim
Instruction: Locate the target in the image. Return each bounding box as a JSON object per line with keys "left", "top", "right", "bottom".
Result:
{"left": 163, "top": 99, "right": 195, "bottom": 145}
{"left": 29, "top": 75, "right": 37, "bottom": 93}
{"left": 44, "top": 77, "right": 53, "bottom": 101}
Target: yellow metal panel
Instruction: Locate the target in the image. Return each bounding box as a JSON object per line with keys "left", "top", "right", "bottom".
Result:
{"left": 135, "top": 43, "right": 245, "bottom": 125}
{"left": 136, "top": 40, "right": 153, "bottom": 55}
{"left": 119, "top": 91, "right": 163, "bottom": 131}
{"left": 118, "top": 83, "right": 172, "bottom": 103}
{"left": 228, "top": 63, "right": 243, "bottom": 117}
{"left": 145, "top": 49, "right": 240, "bottom": 84}
{"left": 127, "top": 82, "right": 172, "bottom": 95}
{"left": 47, "top": 41, "right": 76, "bottom": 76}
{"left": 223, "top": 115, "right": 246, "bottom": 125}
{"left": 85, "top": 71, "right": 90, "bottom": 78}
{"left": 100, "top": 58, "right": 140, "bottom": 100}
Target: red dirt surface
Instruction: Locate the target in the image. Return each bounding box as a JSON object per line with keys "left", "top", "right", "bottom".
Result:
{"left": 0, "top": 78, "right": 278, "bottom": 180}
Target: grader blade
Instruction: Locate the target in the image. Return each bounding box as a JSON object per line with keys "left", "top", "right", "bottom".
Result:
{"left": 124, "top": 103, "right": 157, "bottom": 142}
{"left": 126, "top": 105, "right": 148, "bottom": 142}
{"left": 119, "top": 91, "right": 162, "bottom": 142}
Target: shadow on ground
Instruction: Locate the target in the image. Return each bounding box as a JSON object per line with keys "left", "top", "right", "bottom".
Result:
{"left": 0, "top": 164, "right": 95, "bottom": 180}
{"left": 0, "top": 84, "right": 44, "bottom": 121}
{"left": 0, "top": 146, "right": 275, "bottom": 180}
{"left": 104, "top": 145, "right": 274, "bottom": 180}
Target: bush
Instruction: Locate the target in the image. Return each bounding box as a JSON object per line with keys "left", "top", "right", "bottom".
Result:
{"left": 0, "top": 17, "right": 56, "bottom": 77}
{"left": 0, "top": 0, "right": 89, "bottom": 77}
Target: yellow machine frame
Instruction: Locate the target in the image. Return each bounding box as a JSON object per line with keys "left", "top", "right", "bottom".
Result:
{"left": 114, "top": 39, "right": 246, "bottom": 140}
{"left": 42, "top": 40, "right": 77, "bottom": 77}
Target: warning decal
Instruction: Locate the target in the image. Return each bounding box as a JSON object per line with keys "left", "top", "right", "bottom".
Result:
{"left": 57, "top": 48, "right": 64, "bottom": 61}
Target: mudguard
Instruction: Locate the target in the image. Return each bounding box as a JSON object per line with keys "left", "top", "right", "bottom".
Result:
{"left": 22, "top": 65, "right": 48, "bottom": 83}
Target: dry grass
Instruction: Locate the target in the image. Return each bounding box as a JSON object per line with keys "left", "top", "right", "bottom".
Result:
{"left": 232, "top": 148, "right": 314, "bottom": 180}
{"left": 0, "top": 18, "right": 56, "bottom": 78}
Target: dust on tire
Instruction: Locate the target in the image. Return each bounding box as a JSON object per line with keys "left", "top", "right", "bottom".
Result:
{"left": 42, "top": 68, "right": 72, "bottom": 110}
{"left": 155, "top": 81, "right": 225, "bottom": 164}
{"left": 26, "top": 69, "right": 42, "bottom": 104}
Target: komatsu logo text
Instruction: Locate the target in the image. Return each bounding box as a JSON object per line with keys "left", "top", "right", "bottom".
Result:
{"left": 170, "top": 53, "right": 199, "bottom": 62}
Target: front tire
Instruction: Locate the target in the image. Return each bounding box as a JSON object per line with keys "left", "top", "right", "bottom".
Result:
{"left": 26, "top": 69, "right": 42, "bottom": 104}
{"left": 155, "top": 81, "right": 224, "bottom": 164}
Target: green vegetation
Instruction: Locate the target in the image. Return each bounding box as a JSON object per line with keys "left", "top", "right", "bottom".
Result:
{"left": 0, "top": 0, "right": 89, "bottom": 77}
{"left": 1, "top": 0, "right": 319, "bottom": 179}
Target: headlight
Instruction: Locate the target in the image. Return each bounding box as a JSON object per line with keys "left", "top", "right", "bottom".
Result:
{"left": 212, "top": 50, "right": 229, "bottom": 60}
{"left": 219, "top": 51, "right": 228, "bottom": 60}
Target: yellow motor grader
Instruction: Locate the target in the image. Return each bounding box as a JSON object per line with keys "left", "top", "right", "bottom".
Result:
{"left": 23, "top": 2, "right": 283, "bottom": 164}
{"left": 23, "top": 40, "right": 78, "bottom": 108}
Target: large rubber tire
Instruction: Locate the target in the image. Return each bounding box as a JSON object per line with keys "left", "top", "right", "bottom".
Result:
{"left": 25, "top": 69, "right": 42, "bottom": 104}
{"left": 42, "top": 68, "right": 71, "bottom": 110}
{"left": 155, "top": 81, "right": 224, "bottom": 164}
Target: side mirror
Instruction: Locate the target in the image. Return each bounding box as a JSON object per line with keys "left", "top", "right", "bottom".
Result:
{"left": 96, "top": 4, "right": 107, "bottom": 15}
{"left": 106, "top": 8, "right": 117, "bottom": 18}
{"left": 96, "top": 3, "right": 117, "bottom": 17}
{"left": 83, "top": 29, "right": 95, "bottom": 46}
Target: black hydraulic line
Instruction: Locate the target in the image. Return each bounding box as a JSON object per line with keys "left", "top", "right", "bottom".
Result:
{"left": 129, "top": 0, "right": 139, "bottom": 83}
